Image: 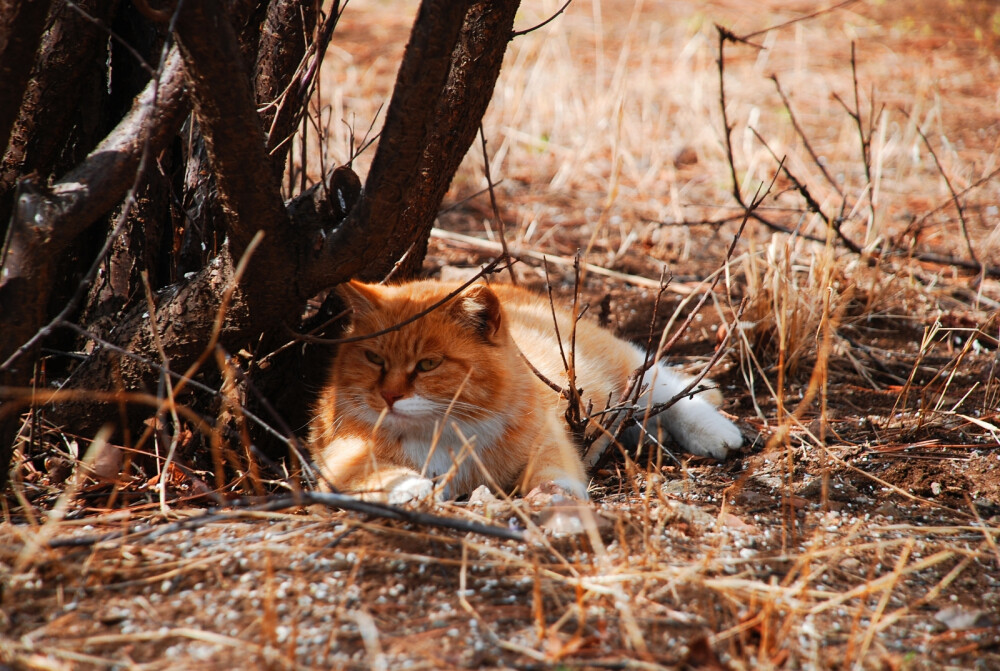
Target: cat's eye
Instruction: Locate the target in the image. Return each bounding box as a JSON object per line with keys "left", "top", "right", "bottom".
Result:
{"left": 416, "top": 357, "right": 441, "bottom": 372}
{"left": 364, "top": 351, "right": 385, "bottom": 366}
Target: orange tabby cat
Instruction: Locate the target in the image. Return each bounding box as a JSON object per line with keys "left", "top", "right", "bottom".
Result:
{"left": 308, "top": 279, "right": 743, "bottom": 502}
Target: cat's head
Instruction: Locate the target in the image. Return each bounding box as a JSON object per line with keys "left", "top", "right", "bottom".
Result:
{"left": 331, "top": 280, "right": 511, "bottom": 431}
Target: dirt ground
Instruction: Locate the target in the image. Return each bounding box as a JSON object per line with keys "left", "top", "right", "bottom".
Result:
{"left": 3, "top": 0, "right": 1000, "bottom": 669}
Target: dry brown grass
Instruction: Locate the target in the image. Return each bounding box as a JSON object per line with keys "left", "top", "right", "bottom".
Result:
{"left": 4, "top": 1, "right": 1000, "bottom": 669}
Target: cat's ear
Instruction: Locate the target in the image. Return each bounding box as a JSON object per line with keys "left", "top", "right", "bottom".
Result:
{"left": 450, "top": 284, "right": 503, "bottom": 340}
{"left": 336, "top": 280, "right": 381, "bottom": 318}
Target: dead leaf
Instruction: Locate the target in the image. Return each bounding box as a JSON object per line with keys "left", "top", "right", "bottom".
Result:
{"left": 934, "top": 605, "right": 993, "bottom": 631}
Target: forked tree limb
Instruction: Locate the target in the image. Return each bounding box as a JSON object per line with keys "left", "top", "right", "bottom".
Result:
{"left": 5, "top": 0, "right": 523, "bottom": 373}
{"left": 172, "top": 0, "right": 293, "bottom": 278}
{"left": 21, "top": 0, "right": 315, "bottom": 438}
{"left": 309, "top": 0, "right": 474, "bottom": 284}
{"left": 33, "top": 2, "right": 516, "bottom": 440}
{"left": 173, "top": 0, "right": 316, "bottom": 276}
{"left": 308, "top": 0, "right": 521, "bottom": 288}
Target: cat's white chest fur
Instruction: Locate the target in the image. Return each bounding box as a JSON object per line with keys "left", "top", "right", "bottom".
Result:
{"left": 390, "top": 406, "right": 506, "bottom": 499}
{"left": 398, "top": 437, "right": 467, "bottom": 500}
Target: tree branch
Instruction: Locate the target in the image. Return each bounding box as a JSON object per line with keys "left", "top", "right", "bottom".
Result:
{"left": 307, "top": 0, "right": 521, "bottom": 289}
{"left": 172, "top": 0, "right": 291, "bottom": 269}
{"left": 20, "top": 2, "right": 340, "bottom": 441}
{"left": 46, "top": 490, "right": 525, "bottom": 548}
{"left": 2, "top": 0, "right": 527, "bottom": 489}
{"left": 0, "top": 47, "right": 188, "bottom": 372}
{"left": 255, "top": 0, "right": 320, "bottom": 179}
{"left": 1, "top": 0, "right": 116, "bottom": 228}
{"left": 0, "top": 0, "right": 52, "bottom": 162}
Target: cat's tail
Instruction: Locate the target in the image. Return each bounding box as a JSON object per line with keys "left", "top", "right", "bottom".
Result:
{"left": 620, "top": 348, "right": 743, "bottom": 460}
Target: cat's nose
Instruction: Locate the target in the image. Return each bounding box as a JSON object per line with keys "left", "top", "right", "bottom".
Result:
{"left": 381, "top": 390, "right": 404, "bottom": 409}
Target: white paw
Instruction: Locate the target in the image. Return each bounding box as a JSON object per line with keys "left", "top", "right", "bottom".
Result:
{"left": 387, "top": 476, "right": 435, "bottom": 504}
{"left": 635, "top": 361, "right": 742, "bottom": 460}
{"left": 668, "top": 403, "right": 743, "bottom": 460}
{"left": 552, "top": 476, "right": 590, "bottom": 500}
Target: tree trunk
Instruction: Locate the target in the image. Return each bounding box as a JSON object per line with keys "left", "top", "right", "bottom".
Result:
{"left": 0, "top": 0, "right": 52, "bottom": 167}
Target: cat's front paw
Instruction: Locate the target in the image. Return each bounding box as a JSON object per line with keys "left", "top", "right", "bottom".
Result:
{"left": 387, "top": 475, "right": 436, "bottom": 504}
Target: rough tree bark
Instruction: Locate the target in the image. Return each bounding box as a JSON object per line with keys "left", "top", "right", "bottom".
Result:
{"left": 0, "top": 0, "right": 52, "bottom": 163}
{"left": 0, "top": 0, "right": 522, "bottom": 491}
{"left": 1, "top": 0, "right": 116, "bottom": 229}
{"left": 0, "top": 47, "right": 190, "bottom": 484}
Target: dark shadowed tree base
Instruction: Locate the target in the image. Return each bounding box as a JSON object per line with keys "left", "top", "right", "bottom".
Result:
{"left": 0, "top": 0, "right": 522, "bottom": 490}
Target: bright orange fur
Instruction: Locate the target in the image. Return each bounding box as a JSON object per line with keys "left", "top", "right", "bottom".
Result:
{"left": 308, "top": 280, "right": 742, "bottom": 502}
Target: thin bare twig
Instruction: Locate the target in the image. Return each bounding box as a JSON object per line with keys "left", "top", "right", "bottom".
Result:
{"left": 287, "top": 258, "right": 510, "bottom": 346}
{"left": 770, "top": 75, "right": 845, "bottom": 200}
{"left": 52, "top": 322, "right": 298, "bottom": 452}
{"left": 715, "top": 26, "right": 831, "bottom": 249}
{"left": 438, "top": 182, "right": 505, "bottom": 215}
{"left": 564, "top": 255, "right": 588, "bottom": 445}
{"left": 652, "top": 174, "right": 768, "bottom": 365}
{"left": 590, "top": 170, "right": 773, "bottom": 470}
{"left": 907, "top": 251, "right": 1000, "bottom": 278}
{"left": 431, "top": 228, "right": 691, "bottom": 292}
{"left": 516, "top": 346, "right": 564, "bottom": 395}
{"left": 479, "top": 125, "right": 517, "bottom": 284}
{"left": 901, "top": 109, "right": 981, "bottom": 276}
{"left": 347, "top": 104, "right": 383, "bottom": 166}
{"left": 140, "top": 270, "right": 184, "bottom": 512}
{"left": 610, "top": 335, "right": 738, "bottom": 470}
{"left": 45, "top": 490, "right": 525, "bottom": 549}
{"left": 646, "top": 213, "right": 750, "bottom": 228}
{"left": 749, "top": 127, "right": 862, "bottom": 254}
{"left": 511, "top": 0, "right": 574, "bottom": 38}
{"left": 542, "top": 260, "right": 571, "bottom": 374}
{"left": 831, "top": 42, "right": 883, "bottom": 230}
{"left": 741, "top": 0, "right": 860, "bottom": 41}
{"left": 266, "top": 0, "right": 346, "bottom": 159}
{"left": 906, "top": 165, "right": 1000, "bottom": 235}
{"left": 725, "top": 26, "right": 1000, "bottom": 279}
{"left": 644, "top": 297, "right": 749, "bottom": 419}
{"left": 65, "top": 0, "right": 157, "bottom": 76}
